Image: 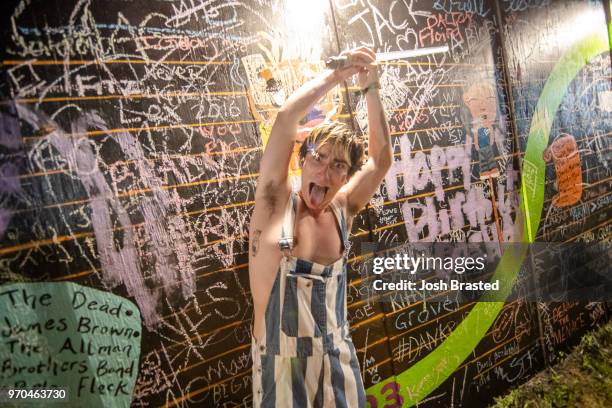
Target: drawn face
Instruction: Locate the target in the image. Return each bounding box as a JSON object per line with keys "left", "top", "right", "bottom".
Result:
{"left": 463, "top": 83, "right": 497, "bottom": 124}
{"left": 299, "top": 143, "right": 350, "bottom": 212}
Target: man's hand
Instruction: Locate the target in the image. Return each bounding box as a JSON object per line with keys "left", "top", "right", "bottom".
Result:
{"left": 334, "top": 47, "right": 378, "bottom": 88}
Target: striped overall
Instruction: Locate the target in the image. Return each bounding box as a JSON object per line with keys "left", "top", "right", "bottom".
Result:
{"left": 252, "top": 192, "right": 366, "bottom": 407}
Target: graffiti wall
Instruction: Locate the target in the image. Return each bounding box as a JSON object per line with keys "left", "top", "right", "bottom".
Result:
{"left": 0, "top": 0, "right": 609, "bottom": 406}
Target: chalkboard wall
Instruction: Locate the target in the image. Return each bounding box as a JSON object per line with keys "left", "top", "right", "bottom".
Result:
{"left": 0, "top": 0, "right": 610, "bottom": 406}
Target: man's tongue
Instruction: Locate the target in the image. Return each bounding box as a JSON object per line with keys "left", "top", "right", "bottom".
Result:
{"left": 310, "top": 183, "right": 327, "bottom": 207}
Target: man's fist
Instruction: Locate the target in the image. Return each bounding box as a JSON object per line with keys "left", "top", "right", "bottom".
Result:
{"left": 333, "top": 46, "right": 379, "bottom": 88}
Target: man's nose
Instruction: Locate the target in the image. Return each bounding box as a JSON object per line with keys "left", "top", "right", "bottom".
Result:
{"left": 322, "top": 162, "right": 334, "bottom": 180}
{"left": 314, "top": 160, "right": 331, "bottom": 178}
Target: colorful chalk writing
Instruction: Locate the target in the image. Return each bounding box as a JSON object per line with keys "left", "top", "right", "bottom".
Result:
{"left": 0, "top": 0, "right": 610, "bottom": 406}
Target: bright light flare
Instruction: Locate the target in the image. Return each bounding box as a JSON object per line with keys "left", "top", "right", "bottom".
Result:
{"left": 283, "top": 0, "right": 328, "bottom": 61}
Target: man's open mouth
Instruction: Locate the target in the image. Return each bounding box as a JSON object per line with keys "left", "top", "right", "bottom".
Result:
{"left": 309, "top": 182, "right": 329, "bottom": 207}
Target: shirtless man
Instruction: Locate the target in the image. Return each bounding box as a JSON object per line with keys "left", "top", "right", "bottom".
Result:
{"left": 249, "top": 47, "right": 391, "bottom": 407}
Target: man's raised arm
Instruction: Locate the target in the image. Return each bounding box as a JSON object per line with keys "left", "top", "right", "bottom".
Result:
{"left": 340, "top": 49, "right": 393, "bottom": 217}
{"left": 255, "top": 55, "right": 370, "bottom": 204}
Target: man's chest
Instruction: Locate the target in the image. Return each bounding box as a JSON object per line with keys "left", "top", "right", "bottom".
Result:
{"left": 293, "top": 211, "right": 344, "bottom": 265}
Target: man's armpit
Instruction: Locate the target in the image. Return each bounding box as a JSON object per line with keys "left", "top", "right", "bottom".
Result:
{"left": 261, "top": 181, "right": 279, "bottom": 216}
{"left": 347, "top": 201, "right": 362, "bottom": 217}
{"left": 334, "top": 192, "right": 355, "bottom": 216}
{"left": 254, "top": 178, "right": 289, "bottom": 219}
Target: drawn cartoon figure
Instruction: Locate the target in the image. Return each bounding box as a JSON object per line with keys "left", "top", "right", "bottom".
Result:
{"left": 463, "top": 82, "right": 500, "bottom": 180}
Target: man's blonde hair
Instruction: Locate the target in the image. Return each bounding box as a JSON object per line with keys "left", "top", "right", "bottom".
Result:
{"left": 299, "top": 121, "right": 365, "bottom": 177}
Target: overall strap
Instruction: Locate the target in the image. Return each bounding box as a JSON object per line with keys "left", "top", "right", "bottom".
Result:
{"left": 278, "top": 191, "right": 297, "bottom": 256}
{"left": 329, "top": 200, "right": 350, "bottom": 255}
